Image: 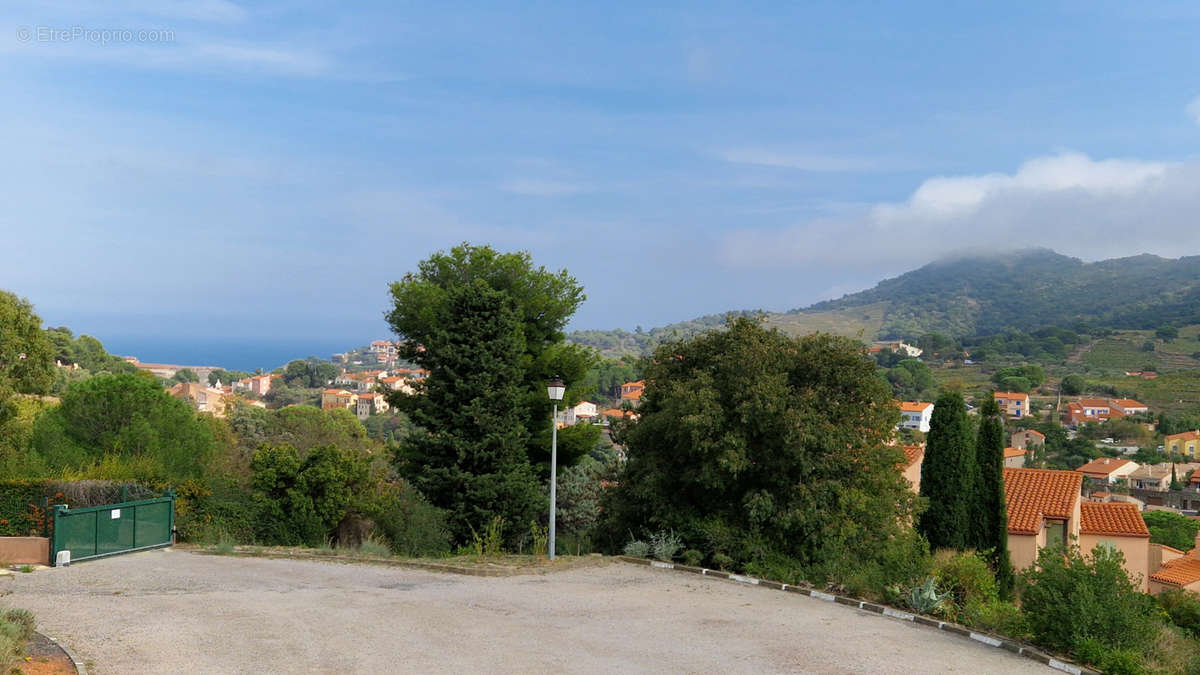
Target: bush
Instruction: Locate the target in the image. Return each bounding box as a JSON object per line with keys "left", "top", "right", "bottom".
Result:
{"left": 649, "top": 530, "right": 682, "bottom": 562}
{"left": 932, "top": 550, "right": 996, "bottom": 617}
{"left": 1158, "top": 589, "right": 1200, "bottom": 639}
{"left": 681, "top": 549, "right": 703, "bottom": 567}
{"left": 623, "top": 540, "right": 650, "bottom": 558}
{"left": 1022, "top": 545, "right": 1161, "bottom": 666}
{"left": 250, "top": 443, "right": 370, "bottom": 547}
{"left": 362, "top": 481, "right": 451, "bottom": 558}
{"left": 0, "top": 605, "right": 35, "bottom": 666}
{"left": 1143, "top": 510, "right": 1200, "bottom": 552}
{"left": 1060, "top": 374, "right": 1086, "bottom": 396}
{"left": 711, "top": 552, "right": 734, "bottom": 570}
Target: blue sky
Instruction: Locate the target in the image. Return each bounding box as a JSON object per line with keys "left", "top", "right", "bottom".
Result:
{"left": 4, "top": 1, "right": 1200, "bottom": 366}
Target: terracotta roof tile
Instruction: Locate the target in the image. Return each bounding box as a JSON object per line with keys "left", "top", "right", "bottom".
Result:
{"left": 1151, "top": 557, "right": 1200, "bottom": 587}
{"left": 1075, "top": 457, "right": 1135, "bottom": 478}
{"left": 994, "top": 392, "right": 1029, "bottom": 402}
{"left": 1079, "top": 502, "right": 1149, "bottom": 537}
{"left": 1004, "top": 447, "right": 1026, "bottom": 459}
{"left": 1003, "top": 468, "right": 1082, "bottom": 535}
{"left": 1167, "top": 431, "right": 1200, "bottom": 443}
{"left": 901, "top": 445, "right": 924, "bottom": 468}
{"left": 898, "top": 401, "right": 933, "bottom": 412}
{"left": 1113, "top": 399, "right": 1147, "bottom": 409}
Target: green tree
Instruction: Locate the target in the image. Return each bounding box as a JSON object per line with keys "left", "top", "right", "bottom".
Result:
{"left": 1022, "top": 544, "right": 1160, "bottom": 668}
{"left": 0, "top": 291, "right": 55, "bottom": 395}
{"left": 172, "top": 368, "right": 200, "bottom": 383}
{"left": 386, "top": 243, "right": 593, "bottom": 477}
{"left": 919, "top": 390, "right": 975, "bottom": 550}
{"left": 599, "top": 319, "right": 925, "bottom": 583}
{"left": 1156, "top": 325, "right": 1179, "bottom": 342}
{"left": 208, "top": 369, "right": 251, "bottom": 386}
{"left": 1142, "top": 510, "right": 1200, "bottom": 551}
{"left": 30, "top": 373, "right": 217, "bottom": 480}
{"left": 394, "top": 279, "right": 542, "bottom": 544}
{"left": 250, "top": 442, "right": 371, "bottom": 546}
{"left": 973, "top": 396, "right": 1012, "bottom": 597}
{"left": 1060, "top": 374, "right": 1086, "bottom": 396}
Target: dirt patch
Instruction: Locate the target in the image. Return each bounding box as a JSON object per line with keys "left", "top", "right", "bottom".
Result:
{"left": 11, "top": 633, "right": 75, "bottom": 674}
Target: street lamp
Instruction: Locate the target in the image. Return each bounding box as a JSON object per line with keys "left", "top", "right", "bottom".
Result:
{"left": 547, "top": 378, "right": 565, "bottom": 561}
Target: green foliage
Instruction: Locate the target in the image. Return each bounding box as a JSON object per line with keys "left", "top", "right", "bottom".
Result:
{"left": 886, "top": 359, "right": 935, "bottom": 399}
{"left": 623, "top": 539, "right": 650, "bottom": 558}
{"left": 991, "top": 364, "right": 1045, "bottom": 388}
{"left": 582, "top": 357, "right": 641, "bottom": 403}
{"left": 600, "top": 318, "right": 923, "bottom": 590}
{"left": 1060, "top": 373, "right": 1086, "bottom": 395}
{"left": 1142, "top": 510, "right": 1200, "bottom": 552}
{"left": 0, "top": 604, "right": 36, "bottom": 666}
{"left": 1022, "top": 544, "right": 1161, "bottom": 666}
{"left": 250, "top": 443, "right": 371, "bottom": 547}
{"left": 360, "top": 480, "right": 451, "bottom": 558}
{"left": 1159, "top": 589, "right": 1200, "bottom": 640}
{"left": 281, "top": 358, "right": 340, "bottom": 389}
{"left": 919, "top": 391, "right": 974, "bottom": 551}
{"left": 392, "top": 274, "right": 543, "bottom": 545}
{"left": 906, "top": 577, "right": 950, "bottom": 615}
{"left": 931, "top": 550, "right": 997, "bottom": 621}
{"left": 1157, "top": 325, "right": 1180, "bottom": 342}
{"left": 386, "top": 243, "right": 592, "bottom": 480}
{"left": 681, "top": 548, "right": 703, "bottom": 566}
{"left": 649, "top": 530, "right": 682, "bottom": 562}
{"left": 463, "top": 516, "right": 506, "bottom": 556}
{"left": 529, "top": 520, "right": 548, "bottom": 556}
{"left": 0, "top": 290, "right": 55, "bottom": 397}
{"left": 208, "top": 369, "right": 252, "bottom": 387}
{"left": 997, "top": 376, "right": 1031, "bottom": 393}
{"left": 29, "top": 374, "right": 217, "bottom": 481}
{"left": 171, "top": 368, "right": 200, "bottom": 383}
{"left": 972, "top": 397, "right": 1012, "bottom": 596}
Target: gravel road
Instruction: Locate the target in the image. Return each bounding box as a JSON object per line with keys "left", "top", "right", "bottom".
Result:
{"left": 3, "top": 550, "right": 1050, "bottom": 674}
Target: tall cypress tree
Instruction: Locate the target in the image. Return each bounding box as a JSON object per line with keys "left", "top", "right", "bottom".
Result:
{"left": 397, "top": 279, "right": 542, "bottom": 545}
{"left": 974, "top": 396, "right": 1013, "bottom": 597}
{"left": 918, "top": 390, "right": 974, "bottom": 550}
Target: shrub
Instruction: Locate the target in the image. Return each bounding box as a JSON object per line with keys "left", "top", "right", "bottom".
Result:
{"left": 906, "top": 577, "right": 949, "bottom": 615}
{"left": 965, "top": 598, "right": 1028, "bottom": 638}
{"left": 623, "top": 540, "right": 650, "bottom": 558}
{"left": 710, "top": 552, "right": 734, "bottom": 571}
{"left": 362, "top": 480, "right": 451, "bottom": 558}
{"left": 680, "top": 549, "right": 703, "bottom": 567}
{"left": 1158, "top": 589, "right": 1200, "bottom": 639}
{"left": 1022, "top": 544, "right": 1161, "bottom": 667}
{"left": 250, "top": 443, "right": 370, "bottom": 547}
{"left": 0, "top": 605, "right": 35, "bottom": 666}
{"left": 649, "top": 530, "right": 682, "bottom": 562}
{"left": 932, "top": 550, "right": 996, "bottom": 615}
{"left": 356, "top": 533, "right": 391, "bottom": 558}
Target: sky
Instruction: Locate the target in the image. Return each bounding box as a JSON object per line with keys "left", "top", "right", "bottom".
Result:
{"left": 4, "top": 1, "right": 1200, "bottom": 368}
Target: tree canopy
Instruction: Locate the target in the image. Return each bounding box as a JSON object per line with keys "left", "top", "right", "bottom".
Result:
{"left": 386, "top": 243, "right": 594, "bottom": 475}
{"left": 0, "top": 290, "right": 54, "bottom": 396}
{"left": 600, "top": 318, "right": 924, "bottom": 581}
{"left": 919, "top": 390, "right": 975, "bottom": 550}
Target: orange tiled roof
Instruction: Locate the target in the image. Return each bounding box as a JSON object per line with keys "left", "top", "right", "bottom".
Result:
{"left": 1017, "top": 429, "right": 1045, "bottom": 439}
{"left": 1004, "top": 447, "right": 1026, "bottom": 459}
{"left": 621, "top": 389, "right": 643, "bottom": 401}
{"left": 901, "top": 445, "right": 924, "bottom": 468}
{"left": 898, "top": 401, "right": 933, "bottom": 412}
{"left": 1152, "top": 557, "right": 1200, "bottom": 587}
{"left": 1113, "top": 398, "right": 1146, "bottom": 409}
{"left": 1167, "top": 430, "right": 1200, "bottom": 443}
{"left": 1003, "top": 468, "right": 1083, "bottom": 535}
{"left": 1075, "top": 457, "right": 1135, "bottom": 477}
{"left": 1078, "top": 398, "right": 1109, "bottom": 408}
{"left": 1080, "top": 502, "right": 1149, "bottom": 537}
{"left": 994, "top": 391, "right": 1029, "bottom": 401}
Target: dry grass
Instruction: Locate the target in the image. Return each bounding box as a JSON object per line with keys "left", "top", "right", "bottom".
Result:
{"left": 766, "top": 302, "right": 889, "bottom": 341}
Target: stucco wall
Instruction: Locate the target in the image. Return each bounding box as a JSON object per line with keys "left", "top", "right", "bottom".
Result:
{"left": 0, "top": 537, "right": 49, "bottom": 565}
{"left": 1079, "top": 534, "right": 1149, "bottom": 592}
{"left": 1008, "top": 533, "right": 1040, "bottom": 572}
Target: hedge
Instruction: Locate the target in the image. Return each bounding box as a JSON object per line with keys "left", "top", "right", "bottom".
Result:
{"left": 0, "top": 480, "right": 158, "bottom": 537}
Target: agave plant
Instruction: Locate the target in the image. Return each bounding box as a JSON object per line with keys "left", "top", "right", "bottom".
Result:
{"left": 907, "top": 577, "right": 949, "bottom": 615}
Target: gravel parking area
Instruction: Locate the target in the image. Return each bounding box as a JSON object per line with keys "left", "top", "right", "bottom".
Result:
{"left": 3, "top": 549, "right": 1050, "bottom": 674}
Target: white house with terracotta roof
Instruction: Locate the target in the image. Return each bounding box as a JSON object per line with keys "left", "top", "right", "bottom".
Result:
{"left": 1111, "top": 399, "right": 1149, "bottom": 416}
{"left": 1075, "top": 457, "right": 1139, "bottom": 484}
{"left": 1003, "top": 448, "right": 1027, "bottom": 469}
{"left": 993, "top": 392, "right": 1030, "bottom": 418}
{"left": 897, "top": 401, "right": 934, "bottom": 433}
{"left": 1009, "top": 429, "right": 1045, "bottom": 450}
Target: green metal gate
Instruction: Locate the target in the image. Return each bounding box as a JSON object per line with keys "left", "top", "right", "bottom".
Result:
{"left": 51, "top": 494, "right": 175, "bottom": 565}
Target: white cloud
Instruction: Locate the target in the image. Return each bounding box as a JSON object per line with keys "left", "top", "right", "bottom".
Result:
{"left": 1187, "top": 95, "right": 1200, "bottom": 126}
{"left": 720, "top": 147, "right": 893, "bottom": 172}
{"left": 719, "top": 151, "right": 1192, "bottom": 268}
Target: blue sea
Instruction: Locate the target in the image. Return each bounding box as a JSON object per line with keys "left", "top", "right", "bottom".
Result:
{"left": 100, "top": 336, "right": 373, "bottom": 373}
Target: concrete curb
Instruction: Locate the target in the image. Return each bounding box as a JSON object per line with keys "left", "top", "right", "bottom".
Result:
{"left": 36, "top": 630, "right": 88, "bottom": 675}
{"left": 618, "top": 556, "right": 1098, "bottom": 675}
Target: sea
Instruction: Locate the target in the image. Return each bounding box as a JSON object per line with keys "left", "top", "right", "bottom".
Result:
{"left": 100, "top": 336, "right": 373, "bottom": 373}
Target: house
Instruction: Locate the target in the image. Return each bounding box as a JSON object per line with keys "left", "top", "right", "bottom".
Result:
{"left": 1111, "top": 399, "right": 1149, "bottom": 416}
{"left": 1075, "top": 457, "right": 1139, "bottom": 484}
{"left": 168, "top": 382, "right": 229, "bottom": 418}
{"left": 234, "top": 374, "right": 273, "bottom": 397}
{"left": 1078, "top": 398, "right": 1112, "bottom": 419}
{"left": 1004, "top": 468, "right": 1082, "bottom": 572}
{"left": 321, "top": 388, "right": 358, "bottom": 411}
{"left": 601, "top": 407, "right": 637, "bottom": 422}
{"left": 558, "top": 401, "right": 599, "bottom": 426}
{"left": 870, "top": 341, "right": 923, "bottom": 358}
{"left": 1126, "top": 462, "right": 1200, "bottom": 491}
{"left": 899, "top": 444, "right": 924, "bottom": 493}
{"left": 897, "top": 401, "right": 934, "bottom": 433}
{"left": 1009, "top": 429, "right": 1045, "bottom": 450}
{"left": 620, "top": 381, "right": 645, "bottom": 406}
{"left": 1150, "top": 533, "right": 1200, "bottom": 595}
{"left": 993, "top": 392, "right": 1030, "bottom": 418}
{"left": 1165, "top": 431, "right": 1200, "bottom": 459}
{"left": 1078, "top": 501, "right": 1151, "bottom": 592}
{"left": 1003, "top": 448, "right": 1027, "bottom": 468}
{"left": 355, "top": 392, "right": 389, "bottom": 419}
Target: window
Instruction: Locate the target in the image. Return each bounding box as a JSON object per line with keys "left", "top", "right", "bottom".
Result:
{"left": 1043, "top": 519, "right": 1067, "bottom": 549}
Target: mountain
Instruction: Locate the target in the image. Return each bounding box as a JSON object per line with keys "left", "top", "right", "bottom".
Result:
{"left": 568, "top": 249, "right": 1200, "bottom": 357}
{"left": 802, "top": 249, "right": 1200, "bottom": 339}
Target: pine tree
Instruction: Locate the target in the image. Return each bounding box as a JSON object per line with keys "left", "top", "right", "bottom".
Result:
{"left": 918, "top": 390, "right": 975, "bottom": 550}
{"left": 974, "top": 396, "right": 1013, "bottom": 597}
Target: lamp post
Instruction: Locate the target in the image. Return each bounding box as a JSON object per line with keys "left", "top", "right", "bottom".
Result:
{"left": 547, "top": 378, "right": 565, "bottom": 561}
